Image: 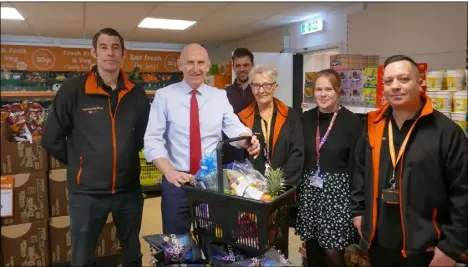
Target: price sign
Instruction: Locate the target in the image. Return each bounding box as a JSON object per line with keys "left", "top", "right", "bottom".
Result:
{"left": 31, "top": 48, "right": 56, "bottom": 70}
{"left": 1, "top": 176, "right": 14, "bottom": 218}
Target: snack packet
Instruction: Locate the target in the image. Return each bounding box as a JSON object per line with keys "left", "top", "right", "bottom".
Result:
{"left": 143, "top": 234, "right": 205, "bottom": 265}
{"left": 207, "top": 243, "right": 248, "bottom": 266}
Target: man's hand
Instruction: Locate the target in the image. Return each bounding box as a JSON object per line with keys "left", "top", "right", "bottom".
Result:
{"left": 238, "top": 133, "right": 260, "bottom": 159}
{"left": 165, "top": 170, "right": 193, "bottom": 188}
{"left": 353, "top": 216, "right": 363, "bottom": 239}
{"left": 429, "top": 247, "right": 456, "bottom": 267}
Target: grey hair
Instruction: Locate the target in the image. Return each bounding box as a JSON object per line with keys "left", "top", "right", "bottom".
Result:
{"left": 249, "top": 64, "right": 278, "bottom": 83}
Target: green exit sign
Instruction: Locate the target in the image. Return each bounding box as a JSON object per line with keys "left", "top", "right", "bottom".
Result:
{"left": 300, "top": 19, "right": 323, "bottom": 35}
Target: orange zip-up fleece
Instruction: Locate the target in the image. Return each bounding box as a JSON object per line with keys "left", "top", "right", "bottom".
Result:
{"left": 351, "top": 96, "right": 468, "bottom": 262}
{"left": 42, "top": 69, "right": 150, "bottom": 195}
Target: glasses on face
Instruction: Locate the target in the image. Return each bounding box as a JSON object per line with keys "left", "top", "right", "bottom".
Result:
{"left": 251, "top": 82, "right": 276, "bottom": 92}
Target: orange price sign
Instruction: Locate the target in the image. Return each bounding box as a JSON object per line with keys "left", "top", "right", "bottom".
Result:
{"left": 1, "top": 175, "right": 14, "bottom": 218}
{"left": 31, "top": 48, "right": 56, "bottom": 71}
{"left": 164, "top": 54, "right": 180, "bottom": 72}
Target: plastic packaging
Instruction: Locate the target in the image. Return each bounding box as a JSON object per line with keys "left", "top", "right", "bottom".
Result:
{"left": 143, "top": 234, "right": 205, "bottom": 265}
{"left": 426, "top": 70, "right": 444, "bottom": 89}
{"left": 445, "top": 69, "right": 465, "bottom": 90}
{"left": 452, "top": 91, "right": 467, "bottom": 112}
{"left": 426, "top": 90, "right": 452, "bottom": 111}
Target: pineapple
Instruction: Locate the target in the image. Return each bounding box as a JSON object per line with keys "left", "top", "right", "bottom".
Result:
{"left": 266, "top": 168, "right": 285, "bottom": 198}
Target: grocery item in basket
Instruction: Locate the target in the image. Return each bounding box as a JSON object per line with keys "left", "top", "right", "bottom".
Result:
{"left": 1, "top": 101, "right": 46, "bottom": 143}
{"left": 194, "top": 152, "right": 231, "bottom": 192}
{"left": 156, "top": 264, "right": 209, "bottom": 267}
{"left": 143, "top": 234, "right": 205, "bottom": 265}
{"left": 208, "top": 243, "right": 248, "bottom": 266}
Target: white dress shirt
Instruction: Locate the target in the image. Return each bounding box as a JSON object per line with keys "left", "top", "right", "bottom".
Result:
{"left": 143, "top": 80, "right": 252, "bottom": 173}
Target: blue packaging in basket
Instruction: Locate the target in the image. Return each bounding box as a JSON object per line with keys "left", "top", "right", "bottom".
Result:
{"left": 143, "top": 234, "right": 205, "bottom": 265}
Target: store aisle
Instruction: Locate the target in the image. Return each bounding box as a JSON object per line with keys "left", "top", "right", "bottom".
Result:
{"left": 139, "top": 196, "right": 303, "bottom": 266}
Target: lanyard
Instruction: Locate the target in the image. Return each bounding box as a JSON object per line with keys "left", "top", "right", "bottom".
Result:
{"left": 387, "top": 119, "right": 417, "bottom": 189}
{"left": 315, "top": 107, "right": 340, "bottom": 163}
{"left": 261, "top": 108, "right": 273, "bottom": 163}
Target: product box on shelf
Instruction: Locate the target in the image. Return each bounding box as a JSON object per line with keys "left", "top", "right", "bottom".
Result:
{"left": 49, "top": 155, "right": 66, "bottom": 170}
{"left": 1, "top": 220, "right": 50, "bottom": 266}
{"left": 0, "top": 120, "right": 48, "bottom": 176}
{"left": 48, "top": 216, "right": 71, "bottom": 264}
{"left": 331, "top": 54, "right": 379, "bottom": 71}
{"left": 48, "top": 169, "right": 68, "bottom": 217}
{"left": 362, "top": 67, "right": 378, "bottom": 106}
{"left": 1, "top": 171, "right": 49, "bottom": 226}
{"left": 48, "top": 214, "right": 121, "bottom": 265}
{"left": 95, "top": 214, "right": 121, "bottom": 257}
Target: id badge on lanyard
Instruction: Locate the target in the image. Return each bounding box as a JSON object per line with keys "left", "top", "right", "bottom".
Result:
{"left": 261, "top": 109, "right": 273, "bottom": 177}
{"left": 311, "top": 107, "right": 340, "bottom": 188}
{"left": 382, "top": 120, "right": 416, "bottom": 204}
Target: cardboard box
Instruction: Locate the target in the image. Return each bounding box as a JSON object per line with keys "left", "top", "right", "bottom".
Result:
{"left": 49, "top": 156, "right": 66, "bottom": 170}
{"left": 1, "top": 171, "right": 49, "bottom": 226}
{"left": 48, "top": 216, "right": 71, "bottom": 264}
{"left": 48, "top": 214, "right": 121, "bottom": 264}
{"left": 1, "top": 220, "right": 50, "bottom": 266}
{"left": 96, "top": 214, "right": 121, "bottom": 257}
{"left": 48, "top": 169, "right": 68, "bottom": 217}
{"left": 0, "top": 121, "right": 47, "bottom": 176}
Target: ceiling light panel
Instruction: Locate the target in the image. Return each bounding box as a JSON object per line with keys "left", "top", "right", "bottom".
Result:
{"left": 138, "top": 18, "right": 196, "bottom": 30}
{"left": 1, "top": 7, "right": 24, "bottom": 20}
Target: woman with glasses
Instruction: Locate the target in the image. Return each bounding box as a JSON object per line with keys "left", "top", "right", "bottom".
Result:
{"left": 295, "top": 69, "right": 362, "bottom": 267}
{"left": 237, "top": 64, "right": 305, "bottom": 255}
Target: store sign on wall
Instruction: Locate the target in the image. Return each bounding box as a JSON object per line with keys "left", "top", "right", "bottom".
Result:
{"left": 0, "top": 44, "right": 181, "bottom": 72}
{"left": 300, "top": 19, "right": 324, "bottom": 35}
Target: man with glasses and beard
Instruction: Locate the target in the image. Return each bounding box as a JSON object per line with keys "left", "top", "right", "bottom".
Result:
{"left": 224, "top": 48, "right": 255, "bottom": 164}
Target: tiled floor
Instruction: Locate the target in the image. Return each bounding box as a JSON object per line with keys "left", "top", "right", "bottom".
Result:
{"left": 139, "top": 196, "right": 303, "bottom": 266}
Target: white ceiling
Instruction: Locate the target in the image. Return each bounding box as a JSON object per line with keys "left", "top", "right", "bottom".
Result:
{"left": 1, "top": 2, "right": 356, "bottom": 45}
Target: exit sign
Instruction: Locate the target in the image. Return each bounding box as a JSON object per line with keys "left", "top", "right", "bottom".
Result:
{"left": 300, "top": 19, "right": 323, "bottom": 35}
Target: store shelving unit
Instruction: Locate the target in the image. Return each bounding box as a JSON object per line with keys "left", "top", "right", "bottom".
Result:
{"left": 1, "top": 70, "right": 182, "bottom": 194}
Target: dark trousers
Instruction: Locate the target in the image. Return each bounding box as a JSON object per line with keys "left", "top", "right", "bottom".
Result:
{"left": 161, "top": 177, "right": 191, "bottom": 234}
{"left": 368, "top": 243, "right": 434, "bottom": 267}
{"left": 69, "top": 186, "right": 144, "bottom": 267}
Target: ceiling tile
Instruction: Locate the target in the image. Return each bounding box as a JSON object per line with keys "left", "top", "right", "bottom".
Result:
{"left": 14, "top": 3, "right": 83, "bottom": 21}
{"left": 1, "top": 20, "right": 36, "bottom": 36}
{"left": 201, "top": 2, "right": 296, "bottom": 26}
{"left": 85, "top": 3, "right": 156, "bottom": 29}
{"left": 157, "top": 2, "right": 226, "bottom": 10}
{"left": 1, "top": 2, "right": 352, "bottom": 46}
{"left": 147, "top": 5, "right": 216, "bottom": 21}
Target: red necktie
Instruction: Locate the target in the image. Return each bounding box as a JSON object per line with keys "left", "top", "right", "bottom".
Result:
{"left": 190, "top": 89, "right": 202, "bottom": 175}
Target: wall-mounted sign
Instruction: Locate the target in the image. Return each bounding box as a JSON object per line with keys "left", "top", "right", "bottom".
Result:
{"left": 0, "top": 44, "right": 180, "bottom": 72}
{"left": 300, "top": 19, "right": 323, "bottom": 35}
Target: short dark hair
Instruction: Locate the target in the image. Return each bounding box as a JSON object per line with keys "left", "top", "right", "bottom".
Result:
{"left": 232, "top": 48, "right": 254, "bottom": 63}
{"left": 384, "top": 55, "right": 419, "bottom": 70}
{"left": 92, "top": 28, "right": 125, "bottom": 51}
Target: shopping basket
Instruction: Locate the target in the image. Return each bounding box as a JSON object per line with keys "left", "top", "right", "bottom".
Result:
{"left": 182, "top": 136, "right": 297, "bottom": 253}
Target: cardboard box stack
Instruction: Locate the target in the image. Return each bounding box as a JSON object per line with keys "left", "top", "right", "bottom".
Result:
{"left": 330, "top": 54, "right": 379, "bottom": 71}
{"left": 1, "top": 120, "right": 50, "bottom": 267}
{"left": 329, "top": 54, "right": 380, "bottom": 107}
{"left": 1, "top": 116, "right": 121, "bottom": 266}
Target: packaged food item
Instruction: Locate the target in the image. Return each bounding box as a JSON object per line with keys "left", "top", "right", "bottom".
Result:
{"left": 207, "top": 243, "right": 248, "bottom": 266}
{"left": 225, "top": 248, "right": 292, "bottom": 267}
{"left": 143, "top": 234, "right": 205, "bottom": 265}
{"left": 1, "top": 101, "right": 45, "bottom": 143}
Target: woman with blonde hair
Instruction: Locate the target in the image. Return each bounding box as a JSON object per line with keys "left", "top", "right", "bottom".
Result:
{"left": 295, "top": 69, "right": 362, "bottom": 266}
{"left": 237, "top": 64, "right": 304, "bottom": 255}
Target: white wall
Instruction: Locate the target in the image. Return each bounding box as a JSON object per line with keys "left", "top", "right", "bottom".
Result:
{"left": 347, "top": 2, "right": 467, "bottom": 71}
{"left": 206, "top": 3, "right": 364, "bottom": 64}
